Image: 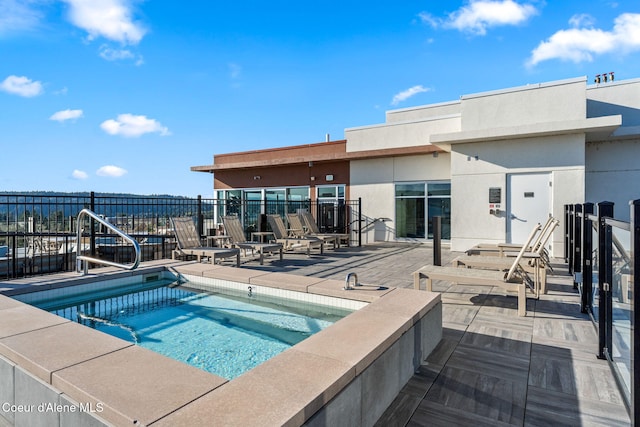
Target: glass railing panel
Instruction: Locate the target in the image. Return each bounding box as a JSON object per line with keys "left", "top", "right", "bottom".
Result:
{"left": 610, "top": 225, "right": 631, "bottom": 400}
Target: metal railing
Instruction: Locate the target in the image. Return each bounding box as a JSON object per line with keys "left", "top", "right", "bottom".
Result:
{"left": 76, "top": 209, "right": 141, "bottom": 275}
{"left": 566, "top": 200, "right": 640, "bottom": 424}
{"left": 0, "top": 192, "right": 363, "bottom": 279}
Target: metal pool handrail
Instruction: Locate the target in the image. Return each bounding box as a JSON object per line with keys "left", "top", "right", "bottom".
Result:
{"left": 76, "top": 208, "right": 141, "bottom": 275}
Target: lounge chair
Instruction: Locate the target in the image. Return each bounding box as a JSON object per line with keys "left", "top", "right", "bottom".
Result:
{"left": 170, "top": 217, "right": 240, "bottom": 267}
{"left": 286, "top": 213, "right": 338, "bottom": 249}
{"left": 468, "top": 216, "right": 556, "bottom": 255}
{"left": 413, "top": 223, "right": 542, "bottom": 316}
{"left": 221, "top": 215, "right": 283, "bottom": 265}
{"left": 266, "top": 214, "right": 324, "bottom": 255}
{"left": 451, "top": 219, "right": 560, "bottom": 295}
{"left": 299, "top": 210, "right": 350, "bottom": 247}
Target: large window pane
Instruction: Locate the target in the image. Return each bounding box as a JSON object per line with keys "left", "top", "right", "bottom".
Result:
{"left": 287, "top": 187, "right": 309, "bottom": 201}
{"left": 244, "top": 191, "right": 262, "bottom": 234}
{"left": 396, "top": 184, "right": 425, "bottom": 197}
{"left": 428, "top": 198, "right": 451, "bottom": 239}
{"left": 318, "top": 187, "right": 337, "bottom": 198}
{"left": 265, "top": 189, "right": 285, "bottom": 216}
{"left": 427, "top": 183, "right": 451, "bottom": 197}
{"left": 396, "top": 197, "right": 425, "bottom": 238}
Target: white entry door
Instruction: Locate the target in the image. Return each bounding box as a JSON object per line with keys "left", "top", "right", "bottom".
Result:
{"left": 507, "top": 173, "right": 551, "bottom": 245}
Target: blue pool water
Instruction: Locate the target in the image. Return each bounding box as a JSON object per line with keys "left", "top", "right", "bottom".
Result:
{"left": 24, "top": 279, "right": 351, "bottom": 379}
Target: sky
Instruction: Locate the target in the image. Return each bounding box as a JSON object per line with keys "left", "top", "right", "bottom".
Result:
{"left": 1, "top": 0, "right": 639, "bottom": 197}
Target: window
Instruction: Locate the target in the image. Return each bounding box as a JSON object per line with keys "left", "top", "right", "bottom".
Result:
{"left": 316, "top": 185, "right": 346, "bottom": 232}
{"left": 395, "top": 183, "right": 426, "bottom": 238}
{"left": 395, "top": 182, "right": 450, "bottom": 240}
{"left": 427, "top": 182, "right": 451, "bottom": 239}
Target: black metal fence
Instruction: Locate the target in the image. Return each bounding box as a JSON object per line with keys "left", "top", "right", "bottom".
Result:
{"left": 566, "top": 200, "right": 639, "bottom": 424}
{"left": 0, "top": 193, "right": 362, "bottom": 280}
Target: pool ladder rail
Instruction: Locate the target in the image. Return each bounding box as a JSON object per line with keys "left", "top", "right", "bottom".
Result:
{"left": 76, "top": 208, "right": 141, "bottom": 275}
{"left": 344, "top": 272, "right": 361, "bottom": 290}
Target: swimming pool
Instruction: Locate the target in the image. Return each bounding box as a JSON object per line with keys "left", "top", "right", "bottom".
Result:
{"left": 14, "top": 274, "right": 353, "bottom": 379}
{"left": 0, "top": 263, "right": 442, "bottom": 426}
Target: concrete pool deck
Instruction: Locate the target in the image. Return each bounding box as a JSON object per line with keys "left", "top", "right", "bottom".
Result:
{"left": 236, "top": 242, "right": 630, "bottom": 426}
{"left": 0, "top": 242, "right": 631, "bottom": 426}
{"left": 0, "top": 257, "right": 441, "bottom": 426}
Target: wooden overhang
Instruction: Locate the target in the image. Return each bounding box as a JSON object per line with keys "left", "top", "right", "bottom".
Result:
{"left": 191, "top": 140, "right": 443, "bottom": 173}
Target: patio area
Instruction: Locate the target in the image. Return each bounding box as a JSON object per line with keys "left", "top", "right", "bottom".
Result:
{"left": 245, "top": 242, "right": 630, "bottom": 426}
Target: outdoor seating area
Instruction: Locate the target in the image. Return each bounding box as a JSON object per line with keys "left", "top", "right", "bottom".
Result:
{"left": 0, "top": 193, "right": 634, "bottom": 426}
{"left": 170, "top": 217, "right": 240, "bottom": 267}
{"left": 265, "top": 214, "right": 326, "bottom": 255}
{"left": 221, "top": 215, "right": 283, "bottom": 265}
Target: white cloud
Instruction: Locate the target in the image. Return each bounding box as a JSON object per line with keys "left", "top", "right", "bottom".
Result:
{"left": 0, "top": 0, "right": 44, "bottom": 34}
{"left": 421, "top": 1, "right": 538, "bottom": 36}
{"left": 72, "top": 169, "right": 88, "bottom": 180}
{"left": 97, "top": 44, "right": 145, "bottom": 65}
{"left": 96, "top": 165, "right": 127, "bottom": 177}
{"left": 99, "top": 45, "right": 134, "bottom": 60}
{"left": 63, "top": 0, "right": 146, "bottom": 45}
{"left": 0, "top": 75, "right": 43, "bottom": 97}
{"left": 527, "top": 13, "right": 640, "bottom": 66}
{"left": 50, "top": 109, "right": 83, "bottom": 122}
{"left": 391, "top": 85, "right": 430, "bottom": 106}
{"left": 229, "top": 62, "right": 242, "bottom": 79}
{"left": 100, "top": 113, "right": 170, "bottom": 138}
{"left": 569, "top": 14, "right": 596, "bottom": 29}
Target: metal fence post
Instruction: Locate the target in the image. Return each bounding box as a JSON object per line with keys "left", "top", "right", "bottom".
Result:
{"left": 433, "top": 216, "right": 441, "bottom": 266}
{"left": 630, "top": 199, "right": 640, "bottom": 426}
{"left": 197, "top": 195, "right": 203, "bottom": 237}
{"left": 90, "top": 191, "right": 96, "bottom": 258}
{"left": 564, "top": 204, "right": 570, "bottom": 263}
{"left": 358, "top": 197, "right": 362, "bottom": 247}
{"left": 568, "top": 204, "right": 575, "bottom": 274}
{"left": 597, "top": 201, "right": 614, "bottom": 360}
{"left": 581, "top": 203, "right": 594, "bottom": 313}
{"left": 573, "top": 204, "right": 582, "bottom": 288}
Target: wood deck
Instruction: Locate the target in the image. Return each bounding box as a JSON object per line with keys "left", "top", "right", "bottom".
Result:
{"left": 382, "top": 252, "right": 628, "bottom": 426}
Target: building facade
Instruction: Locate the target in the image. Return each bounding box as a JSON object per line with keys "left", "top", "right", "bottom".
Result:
{"left": 193, "top": 76, "right": 640, "bottom": 257}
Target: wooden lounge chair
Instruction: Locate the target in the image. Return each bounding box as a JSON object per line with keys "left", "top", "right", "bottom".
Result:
{"left": 451, "top": 219, "right": 560, "bottom": 295}
{"left": 286, "top": 213, "right": 337, "bottom": 249}
{"left": 170, "top": 217, "right": 240, "bottom": 267}
{"left": 221, "top": 215, "right": 283, "bottom": 265}
{"left": 413, "top": 224, "right": 542, "bottom": 316}
{"left": 299, "top": 210, "right": 350, "bottom": 247}
{"left": 468, "top": 216, "right": 556, "bottom": 255}
{"left": 266, "top": 214, "right": 324, "bottom": 255}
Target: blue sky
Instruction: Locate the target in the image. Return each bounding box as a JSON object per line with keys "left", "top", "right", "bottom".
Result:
{"left": 1, "top": 0, "right": 639, "bottom": 197}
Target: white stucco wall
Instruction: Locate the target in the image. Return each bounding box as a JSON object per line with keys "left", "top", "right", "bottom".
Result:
{"left": 385, "top": 100, "right": 461, "bottom": 123}
{"left": 450, "top": 135, "right": 585, "bottom": 256}
{"left": 345, "top": 116, "right": 461, "bottom": 152}
{"left": 587, "top": 78, "right": 640, "bottom": 127}
{"left": 350, "top": 154, "right": 451, "bottom": 243}
{"left": 461, "top": 77, "right": 587, "bottom": 131}
{"left": 586, "top": 138, "right": 640, "bottom": 221}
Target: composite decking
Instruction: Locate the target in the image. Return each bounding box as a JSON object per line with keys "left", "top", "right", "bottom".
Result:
{"left": 246, "top": 242, "right": 630, "bottom": 426}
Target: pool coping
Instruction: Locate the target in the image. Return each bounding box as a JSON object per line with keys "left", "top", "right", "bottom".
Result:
{"left": 0, "top": 261, "right": 442, "bottom": 426}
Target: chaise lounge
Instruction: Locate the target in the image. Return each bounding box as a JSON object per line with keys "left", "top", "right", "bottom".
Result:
{"left": 221, "top": 215, "right": 283, "bottom": 265}
{"left": 452, "top": 218, "right": 559, "bottom": 295}
{"left": 286, "top": 213, "right": 338, "bottom": 249}
{"left": 299, "top": 210, "right": 350, "bottom": 247}
{"left": 266, "top": 214, "right": 324, "bottom": 255}
{"left": 413, "top": 224, "right": 542, "bottom": 316}
{"left": 170, "top": 217, "right": 240, "bottom": 267}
